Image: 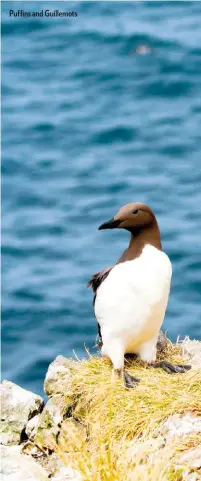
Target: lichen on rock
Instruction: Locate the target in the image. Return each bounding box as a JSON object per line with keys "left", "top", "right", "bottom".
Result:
{"left": 44, "top": 355, "right": 73, "bottom": 397}
{"left": 0, "top": 381, "right": 44, "bottom": 446}
{"left": 32, "top": 393, "right": 77, "bottom": 451}
{"left": 33, "top": 396, "right": 63, "bottom": 450}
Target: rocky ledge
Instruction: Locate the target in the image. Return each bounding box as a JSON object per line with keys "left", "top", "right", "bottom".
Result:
{"left": 1, "top": 336, "right": 201, "bottom": 481}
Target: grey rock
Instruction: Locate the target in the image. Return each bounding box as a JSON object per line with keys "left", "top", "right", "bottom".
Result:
{"left": 51, "top": 465, "right": 82, "bottom": 481}
{"left": 33, "top": 396, "right": 64, "bottom": 450}
{"left": 22, "top": 444, "right": 63, "bottom": 477}
{"left": 184, "top": 474, "right": 201, "bottom": 481}
{"left": 159, "top": 414, "right": 201, "bottom": 441}
{"left": 21, "top": 443, "right": 62, "bottom": 477}
{"left": 181, "top": 338, "right": 201, "bottom": 368}
{"left": 127, "top": 436, "right": 165, "bottom": 463}
{"left": 22, "top": 441, "right": 44, "bottom": 459}
{"left": 44, "top": 356, "right": 73, "bottom": 397}
{"left": 179, "top": 446, "right": 201, "bottom": 469}
{"left": 35, "top": 452, "right": 66, "bottom": 477}
{"left": 0, "top": 381, "right": 44, "bottom": 445}
{"left": 1, "top": 445, "right": 48, "bottom": 481}
{"left": 25, "top": 415, "right": 40, "bottom": 441}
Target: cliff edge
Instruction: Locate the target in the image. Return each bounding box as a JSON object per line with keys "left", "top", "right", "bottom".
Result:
{"left": 1, "top": 336, "right": 201, "bottom": 481}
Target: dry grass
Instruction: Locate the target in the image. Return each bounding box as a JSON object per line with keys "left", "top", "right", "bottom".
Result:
{"left": 67, "top": 342, "right": 201, "bottom": 441}
{"left": 55, "top": 432, "right": 201, "bottom": 481}
{"left": 54, "top": 341, "right": 201, "bottom": 481}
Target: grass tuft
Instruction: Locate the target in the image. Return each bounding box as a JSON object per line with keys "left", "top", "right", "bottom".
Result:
{"left": 53, "top": 341, "right": 201, "bottom": 481}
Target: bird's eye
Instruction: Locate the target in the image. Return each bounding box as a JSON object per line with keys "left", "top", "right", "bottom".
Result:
{"left": 132, "top": 209, "right": 138, "bottom": 215}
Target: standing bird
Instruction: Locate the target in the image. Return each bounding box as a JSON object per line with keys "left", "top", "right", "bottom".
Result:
{"left": 88, "top": 202, "right": 191, "bottom": 388}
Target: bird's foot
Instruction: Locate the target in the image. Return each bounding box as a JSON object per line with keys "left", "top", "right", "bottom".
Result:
{"left": 151, "top": 361, "right": 191, "bottom": 374}
{"left": 111, "top": 369, "right": 140, "bottom": 388}
{"left": 124, "top": 371, "right": 140, "bottom": 389}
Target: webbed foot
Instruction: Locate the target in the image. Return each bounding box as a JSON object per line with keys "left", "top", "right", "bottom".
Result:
{"left": 152, "top": 361, "right": 191, "bottom": 374}
{"left": 112, "top": 369, "right": 140, "bottom": 388}
{"left": 124, "top": 371, "right": 140, "bottom": 388}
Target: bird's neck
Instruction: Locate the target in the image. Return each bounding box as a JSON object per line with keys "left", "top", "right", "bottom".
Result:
{"left": 119, "top": 220, "right": 162, "bottom": 263}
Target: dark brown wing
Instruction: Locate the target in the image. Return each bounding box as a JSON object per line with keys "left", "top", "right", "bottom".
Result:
{"left": 88, "top": 266, "right": 113, "bottom": 346}
{"left": 88, "top": 266, "right": 113, "bottom": 294}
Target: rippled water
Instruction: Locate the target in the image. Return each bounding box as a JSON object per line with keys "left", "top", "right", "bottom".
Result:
{"left": 2, "top": 1, "right": 201, "bottom": 395}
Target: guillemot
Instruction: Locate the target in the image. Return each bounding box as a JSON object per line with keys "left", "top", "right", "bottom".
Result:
{"left": 88, "top": 202, "right": 191, "bottom": 388}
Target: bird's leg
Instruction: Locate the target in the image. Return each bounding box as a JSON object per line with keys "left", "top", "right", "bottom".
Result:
{"left": 111, "top": 368, "right": 124, "bottom": 384}
{"left": 111, "top": 368, "right": 140, "bottom": 388}
{"left": 139, "top": 338, "right": 191, "bottom": 374}
{"left": 108, "top": 341, "right": 140, "bottom": 389}
{"left": 101, "top": 344, "right": 109, "bottom": 362}
{"left": 110, "top": 354, "right": 140, "bottom": 388}
{"left": 151, "top": 361, "right": 191, "bottom": 374}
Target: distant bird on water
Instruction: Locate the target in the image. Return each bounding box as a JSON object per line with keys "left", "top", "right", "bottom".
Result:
{"left": 88, "top": 202, "right": 191, "bottom": 388}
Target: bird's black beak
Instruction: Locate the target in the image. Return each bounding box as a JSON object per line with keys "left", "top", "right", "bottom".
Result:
{"left": 98, "top": 218, "right": 121, "bottom": 230}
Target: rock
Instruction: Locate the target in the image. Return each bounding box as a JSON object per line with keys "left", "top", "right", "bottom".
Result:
{"left": 178, "top": 446, "right": 201, "bottom": 469}
{"left": 33, "top": 395, "right": 70, "bottom": 450}
{"left": 33, "top": 396, "right": 86, "bottom": 452}
{"left": 183, "top": 474, "right": 201, "bottom": 481}
{"left": 127, "top": 436, "right": 165, "bottom": 463}
{"left": 36, "top": 452, "right": 66, "bottom": 477}
{"left": 159, "top": 414, "right": 201, "bottom": 441}
{"left": 58, "top": 418, "right": 87, "bottom": 452}
{"left": 21, "top": 441, "right": 44, "bottom": 458}
{"left": 181, "top": 338, "right": 201, "bottom": 368}
{"left": 22, "top": 444, "right": 64, "bottom": 478}
{"left": 0, "top": 381, "right": 44, "bottom": 446}
{"left": 2, "top": 444, "right": 82, "bottom": 481}
{"left": 33, "top": 397, "right": 61, "bottom": 450}
{"left": 1, "top": 444, "right": 48, "bottom": 481}
{"left": 51, "top": 465, "right": 82, "bottom": 481}
{"left": 126, "top": 413, "right": 201, "bottom": 474}
{"left": 44, "top": 356, "right": 73, "bottom": 397}
{"left": 25, "top": 415, "right": 40, "bottom": 441}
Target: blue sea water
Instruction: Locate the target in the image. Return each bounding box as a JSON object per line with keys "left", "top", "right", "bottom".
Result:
{"left": 2, "top": 1, "right": 201, "bottom": 396}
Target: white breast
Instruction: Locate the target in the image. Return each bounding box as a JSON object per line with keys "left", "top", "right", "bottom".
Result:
{"left": 95, "top": 244, "right": 172, "bottom": 360}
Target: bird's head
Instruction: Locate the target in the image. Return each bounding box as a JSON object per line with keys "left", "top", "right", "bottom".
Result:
{"left": 98, "top": 202, "right": 156, "bottom": 235}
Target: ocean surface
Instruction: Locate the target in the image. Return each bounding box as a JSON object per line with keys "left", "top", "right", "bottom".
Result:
{"left": 2, "top": 1, "right": 201, "bottom": 396}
